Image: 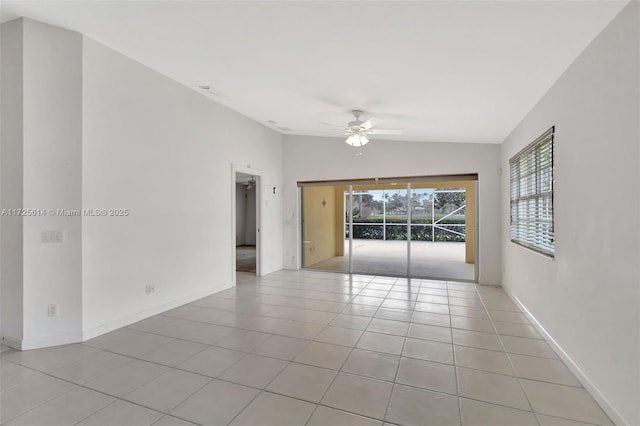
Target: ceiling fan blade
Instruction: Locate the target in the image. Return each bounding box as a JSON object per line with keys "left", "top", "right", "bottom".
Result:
{"left": 367, "top": 129, "right": 403, "bottom": 135}
{"left": 319, "top": 121, "right": 345, "bottom": 128}
{"left": 328, "top": 132, "right": 350, "bottom": 137}
{"left": 361, "top": 116, "right": 382, "bottom": 130}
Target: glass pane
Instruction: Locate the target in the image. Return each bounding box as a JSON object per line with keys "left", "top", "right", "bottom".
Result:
{"left": 301, "top": 185, "right": 349, "bottom": 273}
{"left": 409, "top": 184, "right": 474, "bottom": 281}
{"left": 351, "top": 185, "right": 408, "bottom": 276}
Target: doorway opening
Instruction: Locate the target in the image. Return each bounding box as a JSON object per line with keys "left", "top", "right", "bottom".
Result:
{"left": 299, "top": 174, "right": 478, "bottom": 282}
{"left": 236, "top": 173, "right": 257, "bottom": 272}
{"left": 232, "top": 166, "right": 261, "bottom": 282}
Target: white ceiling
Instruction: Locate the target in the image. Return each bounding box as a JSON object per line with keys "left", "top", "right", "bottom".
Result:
{"left": 1, "top": 1, "right": 628, "bottom": 143}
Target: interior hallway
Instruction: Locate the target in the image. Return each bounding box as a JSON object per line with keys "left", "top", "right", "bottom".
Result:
{"left": 236, "top": 246, "right": 256, "bottom": 273}
{"left": 0, "top": 270, "right": 611, "bottom": 426}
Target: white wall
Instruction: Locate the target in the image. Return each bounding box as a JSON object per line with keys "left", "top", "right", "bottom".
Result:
{"left": 500, "top": 3, "right": 639, "bottom": 424}
{"left": 22, "top": 19, "right": 84, "bottom": 347}
{"left": 235, "top": 183, "right": 247, "bottom": 246}
{"left": 301, "top": 185, "right": 337, "bottom": 267}
{"left": 82, "top": 37, "right": 284, "bottom": 335}
{"left": 1, "top": 19, "right": 84, "bottom": 349}
{"left": 1, "top": 18, "right": 284, "bottom": 348}
{"left": 283, "top": 137, "right": 502, "bottom": 284}
{"left": 1, "top": 19, "right": 24, "bottom": 345}
{"left": 245, "top": 186, "right": 256, "bottom": 246}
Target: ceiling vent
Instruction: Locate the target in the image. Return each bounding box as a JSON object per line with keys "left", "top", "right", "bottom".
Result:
{"left": 198, "top": 85, "right": 226, "bottom": 98}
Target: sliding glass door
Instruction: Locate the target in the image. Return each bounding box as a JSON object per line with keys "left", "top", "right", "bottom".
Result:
{"left": 300, "top": 175, "right": 477, "bottom": 281}
{"left": 409, "top": 182, "right": 474, "bottom": 281}
{"left": 351, "top": 185, "right": 408, "bottom": 277}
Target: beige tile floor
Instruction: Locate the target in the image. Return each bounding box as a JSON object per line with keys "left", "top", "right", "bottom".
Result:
{"left": 1, "top": 270, "right": 612, "bottom": 426}
{"left": 307, "top": 241, "right": 475, "bottom": 281}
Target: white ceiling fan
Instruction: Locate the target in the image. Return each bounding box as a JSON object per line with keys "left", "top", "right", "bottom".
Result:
{"left": 245, "top": 176, "right": 256, "bottom": 189}
{"left": 330, "top": 110, "right": 402, "bottom": 147}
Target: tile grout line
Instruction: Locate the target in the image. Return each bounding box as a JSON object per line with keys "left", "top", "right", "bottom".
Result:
{"left": 248, "top": 274, "right": 374, "bottom": 426}
{"left": 3, "top": 277, "right": 543, "bottom": 418}
{"left": 3, "top": 271, "right": 603, "bottom": 426}
{"left": 475, "top": 284, "right": 540, "bottom": 425}
{"left": 302, "top": 275, "right": 383, "bottom": 422}
{"left": 140, "top": 304, "right": 552, "bottom": 357}
{"left": 1, "top": 358, "right": 196, "bottom": 425}
{"left": 448, "top": 280, "right": 465, "bottom": 426}
{"left": 221, "top": 381, "right": 269, "bottom": 426}
{"left": 304, "top": 274, "right": 380, "bottom": 425}
{"left": 5, "top": 352, "right": 555, "bottom": 426}
{"left": 243, "top": 273, "right": 609, "bottom": 424}
{"left": 3, "top": 313, "right": 576, "bottom": 397}
{"left": 381, "top": 276, "right": 420, "bottom": 423}
{"left": 1, "top": 378, "right": 80, "bottom": 424}
{"left": 71, "top": 398, "right": 122, "bottom": 426}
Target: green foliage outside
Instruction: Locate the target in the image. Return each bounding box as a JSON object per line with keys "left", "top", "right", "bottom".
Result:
{"left": 360, "top": 214, "right": 465, "bottom": 224}
{"left": 347, "top": 216, "right": 466, "bottom": 242}
{"left": 346, "top": 190, "right": 467, "bottom": 242}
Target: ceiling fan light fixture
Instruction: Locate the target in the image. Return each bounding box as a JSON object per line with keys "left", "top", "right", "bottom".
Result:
{"left": 246, "top": 176, "right": 256, "bottom": 189}
{"left": 345, "top": 133, "right": 369, "bottom": 147}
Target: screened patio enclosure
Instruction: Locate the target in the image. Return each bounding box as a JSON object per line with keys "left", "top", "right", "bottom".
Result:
{"left": 300, "top": 175, "right": 478, "bottom": 282}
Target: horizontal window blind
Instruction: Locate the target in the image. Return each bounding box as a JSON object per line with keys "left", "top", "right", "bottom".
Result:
{"left": 510, "top": 127, "right": 555, "bottom": 257}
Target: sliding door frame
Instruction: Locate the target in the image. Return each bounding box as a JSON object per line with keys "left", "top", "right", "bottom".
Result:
{"left": 299, "top": 174, "right": 479, "bottom": 282}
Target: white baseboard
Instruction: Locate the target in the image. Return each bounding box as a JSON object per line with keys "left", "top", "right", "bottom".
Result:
{"left": 3, "top": 331, "right": 85, "bottom": 351}
{"left": 82, "top": 283, "right": 233, "bottom": 341}
{"left": 20, "top": 331, "right": 84, "bottom": 351}
{"left": 1, "top": 283, "right": 233, "bottom": 351}
{"left": 505, "top": 290, "right": 628, "bottom": 426}
{"left": 1, "top": 335, "right": 23, "bottom": 350}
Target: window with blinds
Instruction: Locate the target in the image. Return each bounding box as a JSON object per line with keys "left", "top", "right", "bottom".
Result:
{"left": 509, "top": 126, "right": 555, "bottom": 257}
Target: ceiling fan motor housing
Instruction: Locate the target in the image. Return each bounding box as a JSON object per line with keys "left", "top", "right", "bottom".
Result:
{"left": 348, "top": 110, "right": 365, "bottom": 132}
{"left": 348, "top": 121, "right": 364, "bottom": 130}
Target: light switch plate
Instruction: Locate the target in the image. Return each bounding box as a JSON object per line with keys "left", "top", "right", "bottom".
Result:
{"left": 42, "top": 230, "right": 64, "bottom": 243}
{"left": 47, "top": 304, "right": 58, "bottom": 317}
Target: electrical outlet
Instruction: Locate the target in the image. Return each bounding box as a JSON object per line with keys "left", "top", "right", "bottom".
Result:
{"left": 145, "top": 284, "right": 156, "bottom": 295}
{"left": 47, "top": 304, "right": 58, "bottom": 317}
